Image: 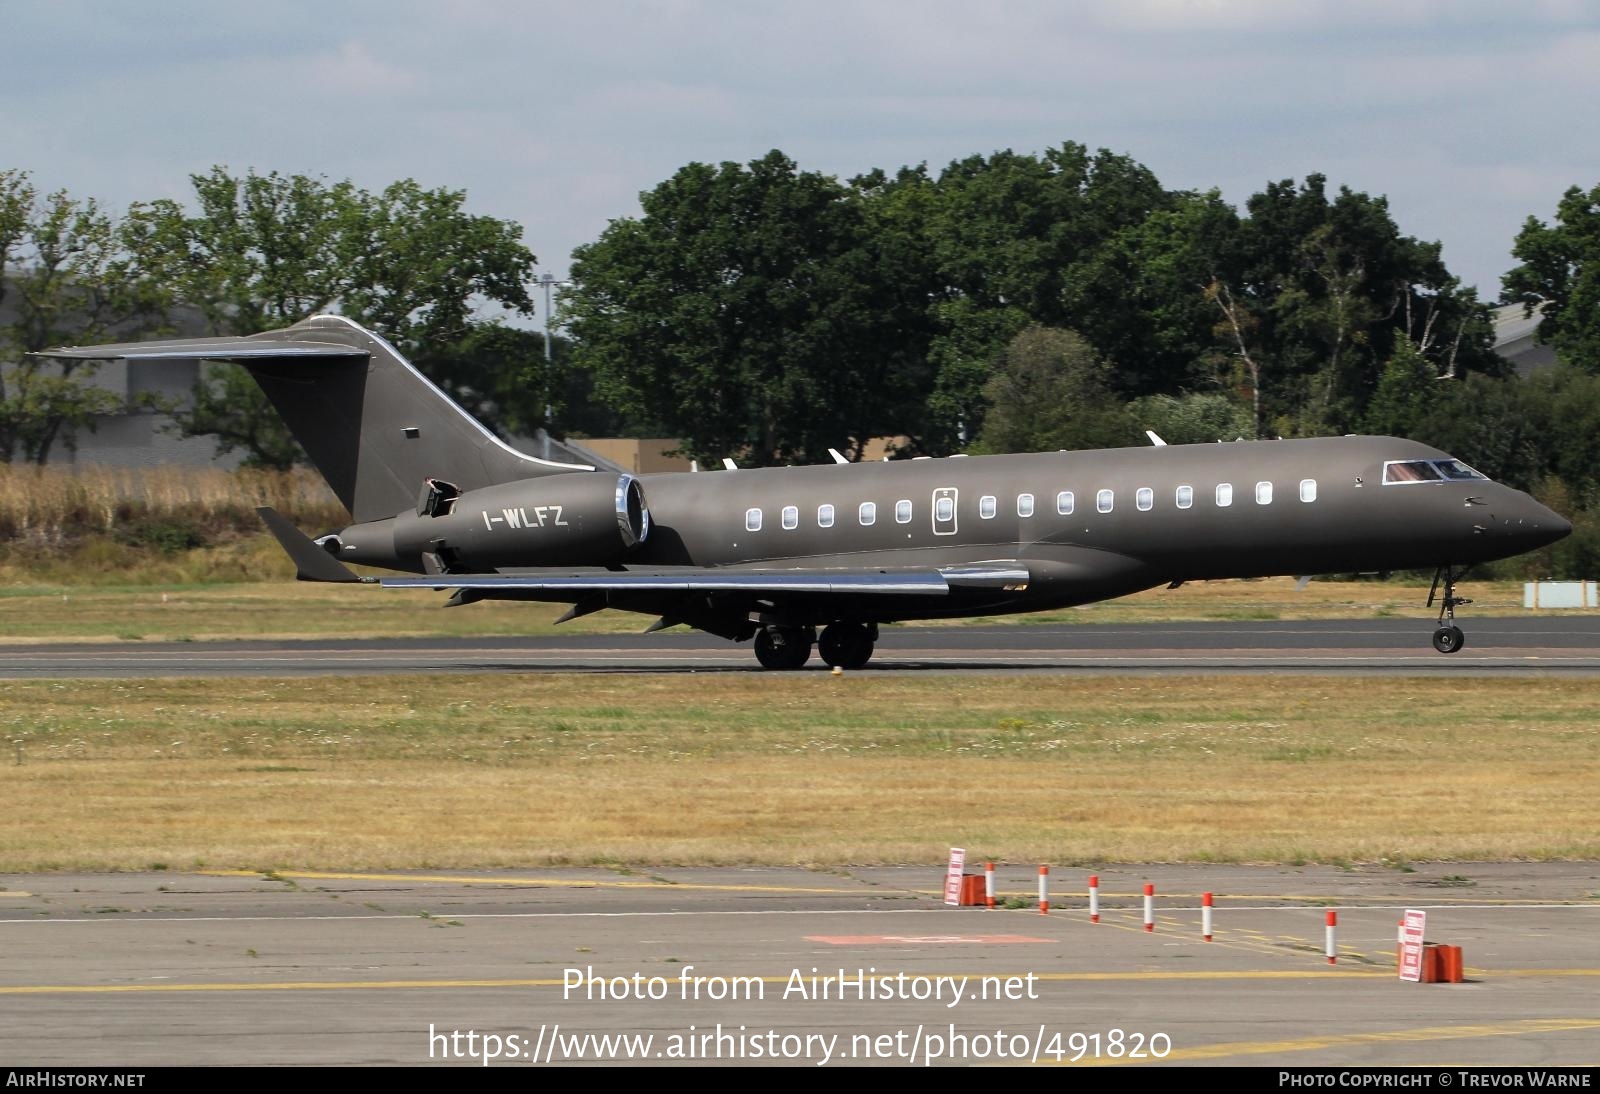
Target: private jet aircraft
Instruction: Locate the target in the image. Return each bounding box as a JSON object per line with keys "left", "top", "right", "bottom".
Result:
{"left": 44, "top": 315, "right": 1571, "bottom": 668}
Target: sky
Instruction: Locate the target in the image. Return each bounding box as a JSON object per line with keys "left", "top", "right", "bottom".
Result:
{"left": 4, "top": 0, "right": 1598, "bottom": 316}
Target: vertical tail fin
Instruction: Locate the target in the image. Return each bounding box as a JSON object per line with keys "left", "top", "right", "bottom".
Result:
{"left": 41, "top": 314, "right": 594, "bottom": 521}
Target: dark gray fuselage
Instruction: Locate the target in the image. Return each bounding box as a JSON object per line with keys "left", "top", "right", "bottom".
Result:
{"left": 616, "top": 435, "right": 1565, "bottom": 623}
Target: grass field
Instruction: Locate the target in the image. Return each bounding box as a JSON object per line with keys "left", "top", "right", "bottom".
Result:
{"left": 1, "top": 674, "right": 1595, "bottom": 872}
{"left": 0, "top": 570, "right": 1539, "bottom": 643}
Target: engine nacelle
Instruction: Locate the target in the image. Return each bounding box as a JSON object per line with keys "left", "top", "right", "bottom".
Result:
{"left": 335, "top": 473, "right": 650, "bottom": 572}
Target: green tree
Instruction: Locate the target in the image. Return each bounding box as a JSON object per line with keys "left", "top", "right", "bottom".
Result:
{"left": 1504, "top": 182, "right": 1600, "bottom": 370}
{"left": 1128, "top": 392, "right": 1254, "bottom": 445}
{"left": 971, "top": 327, "right": 1136, "bottom": 454}
{"left": 0, "top": 170, "right": 166, "bottom": 463}
{"left": 566, "top": 151, "right": 931, "bottom": 466}
{"left": 124, "top": 168, "right": 539, "bottom": 465}
{"left": 917, "top": 144, "right": 1170, "bottom": 449}
{"left": 1221, "top": 174, "right": 1494, "bottom": 437}
{"left": 1066, "top": 189, "right": 1242, "bottom": 401}
{"left": 1361, "top": 339, "right": 1441, "bottom": 438}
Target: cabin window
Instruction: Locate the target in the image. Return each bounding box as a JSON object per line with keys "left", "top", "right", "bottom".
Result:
{"left": 745, "top": 508, "right": 762, "bottom": 532}
{"left": 1097, "top": 489, "right": 1114, "bottom": 513}
{"left": 895, "top": 499, "right": 913, "bottom": 524}
{"left": 979, "top": 495, "right": 997, "bottom": 519}
{"left": 1435, "top": 459, "right": 1486, "bottom": 481}
{"left": 1300, "top": 478, "right": 1317, "bottom": 503}
{"left": 859, "top": 501, "right": 876, "bottom": 526}
{"left": 1176, "top": 485, "right": 1193, "bottom": 510}
{"left": 817, "top": 503, "right": 835, "bottom": 528}
{"left": 782, "top": 505, "right": 799, "bottom": 529}
{"left": 1383, "top": 460, "right": 1442, "bottom": 484}
{"left": 1216, "top": 483, "right": 1233, "bottom": 507}
{"left": 1136, "top": 487, "right": 1153, "bottom": 511}
{"left": 1056, "top": 490, "right": 1074, "bottom": 515}
{"left": 935, "top": 495, "right": 955, "bottom": 522}
{"left": 1017, "top": 493, "right": 1034, "bottom": 517}
{"left": 1256, "top": 481, "right": 1273, "bottom": 505}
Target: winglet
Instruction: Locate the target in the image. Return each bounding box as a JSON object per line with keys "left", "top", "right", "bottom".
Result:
{"left": 256, "top": 506, "right": 364, "bottom": 583}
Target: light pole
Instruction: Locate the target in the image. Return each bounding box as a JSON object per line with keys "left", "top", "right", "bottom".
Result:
{"left": 536, "top": 273, "right": 569, "bottom": 460}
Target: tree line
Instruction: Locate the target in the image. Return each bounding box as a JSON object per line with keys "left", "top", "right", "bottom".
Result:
{"left": 3, "top": 152, "right": 1600, "bottom": 573}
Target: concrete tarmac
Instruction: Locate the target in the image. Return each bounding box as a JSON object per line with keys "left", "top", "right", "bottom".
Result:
{"left": 1, "top": 864, "right": 1597, "bottom": 1067}
{"left": 6, "top": 617, "right": 1600, "bottom": 677}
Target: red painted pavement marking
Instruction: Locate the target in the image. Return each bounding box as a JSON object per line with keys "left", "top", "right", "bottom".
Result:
{"left": 805, "top": 934, "right": 1051, "bottom": 945}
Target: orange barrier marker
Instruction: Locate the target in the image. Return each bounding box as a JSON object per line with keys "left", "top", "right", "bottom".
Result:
{"left": 959, "top": 875, "right": 985, "bottom": 906}
{"left": 1088, "top": 874, "right": 1100, "bottom": 923}
{"left": 1143, "top": 883, "right": 1155, "bottom": 932}
{"left": 1438, "top": 944, "right": 1464, "bottom": 983}
{"left": 1038, "top": 865, "right": 1049, "bottom": 915}
{"left": 985, "top": 862, "right": 995, "bottom": 910}
{"left": 1202, "top": 892, "right": 1214, "bottom": 942}
{"left": 1325, "top": 910, "right": 1338, "bottom": 964}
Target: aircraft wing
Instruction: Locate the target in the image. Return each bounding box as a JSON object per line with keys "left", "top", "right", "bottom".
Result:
{"left": 382, "top": 564, "right": 1031, "bottom": 637}
{"left": 379, "top": 564, "right": 1031, "bottom": 595}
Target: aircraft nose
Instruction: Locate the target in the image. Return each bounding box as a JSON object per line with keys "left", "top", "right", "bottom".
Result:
{"left": 1491, "top": 493, "right": 1571, "bottom": 550}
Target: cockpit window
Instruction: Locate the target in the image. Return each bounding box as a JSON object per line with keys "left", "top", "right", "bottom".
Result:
{"left": 1383, "top": 460, "right": 1443, "bottom": 484}
{"left": 1383, "top": 459, "right": 1490, "bottom": 484}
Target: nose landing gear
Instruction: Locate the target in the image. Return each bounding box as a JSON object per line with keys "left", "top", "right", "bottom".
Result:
{"left": 1427, "top": 565, "right": 1471, "bottom": 654}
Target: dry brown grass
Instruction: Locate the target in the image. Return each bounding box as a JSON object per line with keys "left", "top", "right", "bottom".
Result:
{"left": 1, "top": 674, "right": 1595, "bottom": 871}
{"left": 0, "top": 464, "right": 342, "bottom": 543}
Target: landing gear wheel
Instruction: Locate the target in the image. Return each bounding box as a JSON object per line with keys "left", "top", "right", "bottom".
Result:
{"left": 754, "top": 625, "right": 814, "bottom": 670}
{"left": 818, "top": 622, "right": 875, "bottom": 670}
{"left": 1426, "top": 565, "right": 1473, "bottom": 655}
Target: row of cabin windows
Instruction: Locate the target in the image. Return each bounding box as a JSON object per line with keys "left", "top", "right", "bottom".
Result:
{"left": 742, "top": 479, "right": 1319, "bottom": 532}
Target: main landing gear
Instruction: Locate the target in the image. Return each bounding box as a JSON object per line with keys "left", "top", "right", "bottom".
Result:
{"left": 1427, "top": 565, "right": 1472, "bottom": 654}
{"left": 753, "top": 622, "right": 879, "bottom": 670}
{"left": 753, "top": 625, "right": 814, "bottom": 670}
{"left": 818, "top": 622, "right": 877, "bottom": 670}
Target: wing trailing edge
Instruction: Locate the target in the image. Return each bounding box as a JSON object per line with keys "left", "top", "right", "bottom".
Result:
{"left": 379, "top": 564, "right": 1031, "bottom": 597}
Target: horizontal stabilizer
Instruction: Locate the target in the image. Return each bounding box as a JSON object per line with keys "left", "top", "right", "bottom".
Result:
{"left": 38, "top": 336, "right": 367, "bottom": 363}
{"left": 256, "top": 507, "right": 365, "bottom": 583}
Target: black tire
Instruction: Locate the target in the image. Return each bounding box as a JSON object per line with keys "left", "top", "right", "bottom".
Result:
{"left": 1431, "top": 625, "right": 1466, "bottom": 654}
{"left": 754, "top": 626, "right": 813, "bottom": 670}
{"left": 818, "top": 622, "right": 874, "bottom": 670}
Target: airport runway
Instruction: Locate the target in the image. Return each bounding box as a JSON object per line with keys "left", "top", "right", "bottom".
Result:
{"left": 4, "top": 617, "right": 1600, "bottom": 677}
{"left": 1, "top": 863, "right": 1597, "bottom": 1067}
